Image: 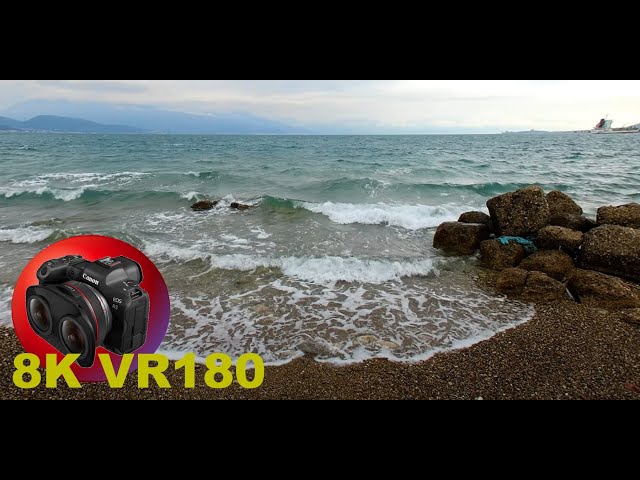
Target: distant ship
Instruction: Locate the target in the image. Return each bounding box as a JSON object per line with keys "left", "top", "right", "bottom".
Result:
{"left": 591, "top": 117, "right": 640, "bottom": 134}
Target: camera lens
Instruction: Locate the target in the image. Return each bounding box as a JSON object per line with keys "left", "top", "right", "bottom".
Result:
{"left": 28, "top": 296, "right": 52, "bottom": 333}
{"left": 61, "top": 318, "right": 88, "bottom": 356}
{"left": 62, "top": 281, "right": 112, "bottom": 347}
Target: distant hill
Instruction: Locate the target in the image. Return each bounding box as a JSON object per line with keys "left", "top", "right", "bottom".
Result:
{"left": 3, "top": 100, "right": 309, "bottom": 134}
{"left": 0, "top": 115, "right": 145, "bottom": 133}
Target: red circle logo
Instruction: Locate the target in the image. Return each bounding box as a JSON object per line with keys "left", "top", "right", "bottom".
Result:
{"left": 12, "top": 235, "right": 170, "bottom": 382}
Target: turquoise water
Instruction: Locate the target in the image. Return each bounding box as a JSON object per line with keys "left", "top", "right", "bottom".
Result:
{"left": 0, "top": 133, "right": 637, "bottom": 363}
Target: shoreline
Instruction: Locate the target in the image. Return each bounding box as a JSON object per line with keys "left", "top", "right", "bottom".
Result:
{"left": 2, "top": 298, "right": 639, "bottom": 399}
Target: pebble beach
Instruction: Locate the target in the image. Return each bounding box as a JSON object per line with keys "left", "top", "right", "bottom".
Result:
{"left": 3, "top": 298, "right": 639, "bottom": 400}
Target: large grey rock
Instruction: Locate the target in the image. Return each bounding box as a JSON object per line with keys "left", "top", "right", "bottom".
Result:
{"left": 496, "top": 268, "right": 567, "bottom": 301}
{"left": 480, "top": 239, "right": 525, "bottom": 271}
{"left": 433, "top": 222, "right": 489, "bottom": 255}
{"left": 546, "top": 190, "right": 583, "bottom": 217}
{"left": 486, "top": 185, "right": 550, "bottom": 237}
{"left": 519, "top": 250, "right": 576, "bottom": 282}
{"left": 568, "top": 269, "right": 640, "bottom": 310}
{"left": 549, "top": 213, "right": 597, "bottom": 232}
{"left": 535, "top": 226, "right": 584, "bottom": 256}
{"left": 458, "top": 211, "right": 494, "bottom": 233}
{"left": 578, "top": 225, "right": 640, "bottom": 282}
{"left": 597, "top": 203, "right": 640, "bottom": 229}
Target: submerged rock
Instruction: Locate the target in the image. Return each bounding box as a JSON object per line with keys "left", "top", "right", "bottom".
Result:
{"left": 480, "top": 239, "right": 525, "bottom": 271}
{"left": 230, "top": 202, "right": 252, "bottom": 210}
{"left": 519, "top": 250, "right": 576, "bottom": 282}
{"left": 597, "top": 203, "right": 640, "bottom": 229}
{"left": 578, "top": 225, "right": 640, "bottom": 282}
{"left": 546, "top": 190, "right": 583, "bottom": 217}
{"left": 433, "top": 221, "right": 489, "bottom": 255}
{"left": 535, "top": 225, "right": 584, "bottom": 256}
{"left": 568, "top": 269, "right": 640, "bottom": 310}
{"left": 549, "top": 213, "right": 597, "bottom": 232}
{"left": 191, "top": 200, "right": 218, "bottom": 211}
{"left": 487, "top": 185, "right": 550, "bottom": 237}
{"left": 458, "top": 211, "right": 494, "bottom": 233}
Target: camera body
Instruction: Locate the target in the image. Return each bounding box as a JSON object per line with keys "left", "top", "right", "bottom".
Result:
{"left": 26, "top": 255, "right": 150, "bottom": 367}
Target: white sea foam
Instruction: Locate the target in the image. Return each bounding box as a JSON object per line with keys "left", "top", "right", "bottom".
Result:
{"left": 160, "top": 274, "right": 535, "bottom": 366}
{"left": 180, "top": 191, "right": 201, "bottom": 201}
{"left": 21, "top": 172, "right": 148, "bottom": 184}
{"left": 0, "top": 226, "right": 54, "bottom": 244}
{"left": 0, "top": 186, "right": 87, "bottom": 201}
{"left": 143, "top": 240, "right": 438, "bottom": 283}
{"left": 251, "top": 227, "right": 271, "bottom": 239}
{"left": 0, "top": 285, "right": 14, "bottom": 327}
{"left": 0, "top": 172, "right": 149, "bottom": 201}
{"left": 299, "top": 201, "right": 478, "bottom": 230}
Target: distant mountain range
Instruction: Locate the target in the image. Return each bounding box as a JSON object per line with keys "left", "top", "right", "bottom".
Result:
{"left": 0, "top": 115, "right": 145, "bottom": 133}
{"left": 1, "top": 100, "right": 308, "bottom": 134}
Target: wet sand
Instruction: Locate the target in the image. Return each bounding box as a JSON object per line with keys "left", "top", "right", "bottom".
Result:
{"left": 2, "top": 299, "right": 639, "bottom": 400}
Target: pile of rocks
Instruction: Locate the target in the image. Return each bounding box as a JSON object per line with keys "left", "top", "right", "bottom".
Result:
{"left": 433, "top": 185, "right": 640, "bottom": 324}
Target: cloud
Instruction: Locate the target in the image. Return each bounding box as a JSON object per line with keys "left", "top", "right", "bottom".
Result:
{"left": 1, "top": 80, "right": 640, "bottom": 132}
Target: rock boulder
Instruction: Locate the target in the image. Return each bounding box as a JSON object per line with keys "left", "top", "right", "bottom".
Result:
{"left": 191, "top": 200, "right": 218, "bottom": 211}
{"left": 458, "top": 211, "right": 494, "bottom": 233}
{"left": 433, "top": 222, "right": 489, "bottom": 255}
{"left": 534, "top": 226, "right": 584, "bottom": 256}
{"left": 546, "top": 190, "right": 583, "bottom": 217}
{"left": 230, "top": 202, "right": 252, "bottom": 210}
{"left": 519, "top": 250, "right": 576, "bottom": 282}
{"left": 496, "top": 268, "right": 567, "bottom": 301}
{"left": 496, "top": 267, "right": 529, "bottom": 295}
{"left": 480, "top": 239, "right": 525, "bottom": 270}
{"left": 549, "top": 213, "right": 597, "bottom": 232}
{"left": 597, "top": 203, "right": 640, "bottom": 229}
{"left": 578, "top": 225, "right": 640, "bottom": 282}
{"left": 486, "top": 185, "right": 550, "bottom": 237}
{"left": 524, "top": 271, "right": 568, "bottom": 301}
{"left": 568, "top": 269, "right": 640, "bottom": 310}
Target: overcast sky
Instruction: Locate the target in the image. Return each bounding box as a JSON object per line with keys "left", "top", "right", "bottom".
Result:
{"left": 1, "top": 80, "right": 639, "bottom": 132}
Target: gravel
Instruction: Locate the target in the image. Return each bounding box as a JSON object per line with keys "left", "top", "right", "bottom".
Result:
{"left": 2, "top": 301, "right": 639, "bottom": 400}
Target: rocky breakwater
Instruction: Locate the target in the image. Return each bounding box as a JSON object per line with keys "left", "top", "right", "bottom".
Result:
{"left": 433, "top": 185, "right": 640, "bottom": 325}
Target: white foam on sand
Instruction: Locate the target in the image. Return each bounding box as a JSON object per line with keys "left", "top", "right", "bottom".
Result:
{"left": 160, "top": 275, "right": 535, "bottom": 366}
{"left": 299, "top": 201, "right": 478, "bottom": 230}
{"left": 0, "top": 226, "right": 54, "bottom": 244}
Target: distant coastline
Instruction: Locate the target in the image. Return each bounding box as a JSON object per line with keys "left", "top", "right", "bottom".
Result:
{"left": 502, "top": 129, "right": 589, "bottom": 134}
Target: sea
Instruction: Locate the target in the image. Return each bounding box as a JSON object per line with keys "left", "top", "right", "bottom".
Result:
{"left": 1, "top": 132, "right": 638, "bottom": 364}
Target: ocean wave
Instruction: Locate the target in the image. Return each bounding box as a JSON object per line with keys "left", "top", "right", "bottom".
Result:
{"left": 20, "top": 171, "right": 149, "bottom": 184}
{"left": 183, "top": 171, "right": 219, "bottom": 179}
{"left": 143, "top": 240, "right": 438, "bottom": 283}
{"left": 0, "top": 187, "right": 210, "bottom": 203}
{"left": 299, "top": 201, "right": 477, "bottom": 230}
{"left": 0, "top": 284, "right": 14, "bottom": 326}
{"left": 0, "top": 226, "right": 55, "bottom": 244}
